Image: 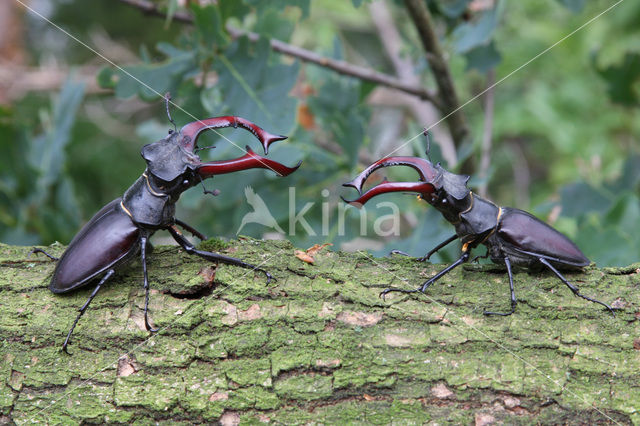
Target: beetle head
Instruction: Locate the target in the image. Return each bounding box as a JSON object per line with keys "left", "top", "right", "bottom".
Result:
{"left": 341, "top": 155, "right": 469, "bottom": 207}
{"left": 141, "top": 116, "right": 300, "bottom": 183}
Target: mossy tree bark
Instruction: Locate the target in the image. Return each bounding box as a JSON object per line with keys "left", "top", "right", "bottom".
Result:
{"left": 1, "top": 239, "right": 639, "bottom": 424}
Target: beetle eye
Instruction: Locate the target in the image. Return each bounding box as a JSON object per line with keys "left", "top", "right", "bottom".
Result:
{"left": 183, "top": 179, "right": 189, "bottom": 185}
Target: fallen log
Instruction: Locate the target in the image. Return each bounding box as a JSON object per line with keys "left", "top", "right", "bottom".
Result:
{"left": 1, "top": 239, "right": 638, "bottom": 424}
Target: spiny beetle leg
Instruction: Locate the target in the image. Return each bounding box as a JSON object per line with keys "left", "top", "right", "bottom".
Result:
{"left": 417, "top": 251, "right": 470, "bottom": 292}
{"left": 168, "top": 226, "right": 274, "bottom": 285}
{"left": 539, "top": 258, "right": 616, "bottom": 317}
{"left": 140, "top": 236, "right": 158, "bottom": 333}
{"left": 471, "top": 252, "right": 490, "bottom": 264}
{"left": 379, "top": 286, "right": 420, "bottom": 301}
{"left": 380, "top": 251, "right": 470, "bottom": 301}
{"left": 484, "top": 257, "right": 517, "bottom": 316}
{"left": 417, "top": 234, "right": 458, "bottom": 262}
{"left": 62, "top": 269, "right": 115, "bottom": 354}
{"left": 388, "top": 235, "right": 459, "bottom": 263}
{"left": 174, "top": 218, "right": 208, "bottom": 241}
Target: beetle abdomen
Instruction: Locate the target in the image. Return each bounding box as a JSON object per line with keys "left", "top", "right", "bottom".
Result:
{"left": 50, "top": 198, "right": 141, "bottom": 293}
{"left": 497, "top": 207, "right": 589, "bottom": 267}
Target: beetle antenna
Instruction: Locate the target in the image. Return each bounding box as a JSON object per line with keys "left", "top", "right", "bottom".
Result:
{"left": 423, "top": 128, "right": 432, "bottom": 162}
{"left": 198, "top": 175, "right": 221, "bottom": 197}
{"left": 164, "top": 92, "right": 177, "bottom": 133}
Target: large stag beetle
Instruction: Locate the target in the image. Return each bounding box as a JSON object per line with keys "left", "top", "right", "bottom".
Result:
{"left": 342, "top": 135, "right": 614, "bottom": 316}
{"left": 36, "top": 99, "right": 300, "bottom": 352}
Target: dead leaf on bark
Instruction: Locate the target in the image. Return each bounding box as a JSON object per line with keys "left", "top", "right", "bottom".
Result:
{"left": 337, "top": 311, "right": 383, "bottom": 327}
{"left": 220, "top": 410, "right": 240, "bottom": 426}
{"left": 117, "top": 355, "right": 138, "bottom": 377}
{"left": 431, "top": 383, "right": 454, "bottom": 399}
{"left": 197, "top": 266, "right": 216, "bottom": 284}
{"left": 294, "top": 243, "right": 333, "bottom": 264}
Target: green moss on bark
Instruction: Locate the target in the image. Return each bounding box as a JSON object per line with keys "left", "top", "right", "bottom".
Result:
{"left": 1, "top": 241, "right": 638, "bottom": 424}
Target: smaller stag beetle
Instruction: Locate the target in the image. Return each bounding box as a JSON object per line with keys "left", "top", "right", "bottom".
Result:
{"left": 36, "top": 96, "right": 300, "bottom": 352}
{"left": 342, "top": 133, "right": 614, "bottom": 316}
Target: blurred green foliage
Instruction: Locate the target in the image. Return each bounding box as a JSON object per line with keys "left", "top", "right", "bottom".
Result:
{"left": 0, "top": 0, "right": 638, "bottom": 266}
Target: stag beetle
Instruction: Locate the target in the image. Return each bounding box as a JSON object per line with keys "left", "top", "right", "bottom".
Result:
{"left": 342, "top": 135, "right": 614, "bottom": 316}
{"left": 36, "top": 98, "right": 300, "bottom": 352}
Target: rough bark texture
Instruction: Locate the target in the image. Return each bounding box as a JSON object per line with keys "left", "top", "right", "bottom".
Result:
{"left": 1, "top": 239, "right": 639, "bottom": 424}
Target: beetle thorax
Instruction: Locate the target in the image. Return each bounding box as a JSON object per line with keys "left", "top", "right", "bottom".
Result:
{"left": 423, "top": 189, "right": 472, "bottom": 224}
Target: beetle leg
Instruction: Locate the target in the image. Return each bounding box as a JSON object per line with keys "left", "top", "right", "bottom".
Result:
{"left": 538, "top": 258, "right": 615, "bottom": 316}
{"left": 29, "top": 247, "right": 59, "bottom": 261}
{"left": 140, "top": 236, "right": 158, "bottom": 332}
{"left": 62, "top": 269, "right": 115, "bottom": 354}
{"left": 470, "top": 249, "right": 489, "bottom": 264}
{"left": 174, "top": 218, "right": 208, "bottom": 241}
{"left": 168, "top": 226, "right": 274, "bottom": 284}
{"left": 380, "top": 249, "right": 470, "bottom": 300}
{"left": 389, "top": 234, "right": 459, "bottom": 262}
{"left": 484, "top": 257, "right": 517, "bottom": 316}
{"left": 417, "top": 234, "right": 459, "bottom": 262}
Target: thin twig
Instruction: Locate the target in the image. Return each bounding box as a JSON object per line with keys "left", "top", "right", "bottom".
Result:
{"left": 0, "top": 64, "right": 107, "bottom": 101}
{"left": 368, "top": 0, "right": 456, "bottom": 166}
{"left": 478, "top": 69, "right": 495, "bottom": 197}
{"left": 118, "top": 0, "right": 193, "bottom": 22}
{"left": 402, "top": 0, "right": 470, "bottom": 148}
{"left": 116, "top": 0, "right": 440, "bottom": 106}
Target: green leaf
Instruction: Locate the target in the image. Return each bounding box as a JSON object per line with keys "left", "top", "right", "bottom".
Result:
{"left": 191, "top": 4, "right": 228, "bottom": 48}
{"left": 451, "top": 0, "right": 503, "bottom": 54}
{"left": 217, "top": 1, "right": 251, "bottom": 22}
{"left": 560, "top": 182, "right": 612, "bottom": 218}
{"left": 165, "top": 0, "right": 178, "bottom": 27}
{"left": 28, "top": 78, "right": 85, "bottom": 190}
{"left": 244, "top": 0, "right": 310, "bottom": 19}
{"left": 113, "top": 46, "right": 196, "bottom": 100}
{"left": 555, "top": 0, "right": 585, "bottom": 13}
{"left": 253, "top": 7, "right": 295, "bottom": 41}
{"left": 574, "top": 221, "right": 633, "bottom": 267}
{"left": 611, "top": 155, "right": 640, "bottom": 193}
{"left": 464, "top": 41, "right": 501, "bottom": 72}
{"left": 593, "top": 51, "right": 640, "bottom": 107}
{"left": 203, "top": 37, "right": 299, "bottom": 140}
{"left": 96, "top": 67, "right": 116, "bottom": 89}
{"left": 439, "top": 0, "right": 472, "bottom": 19}
{"left": 604, "top": 193, "right": 640, "bottom": 235}
{"left": 308, "top": 73, "right": 369, "bottom": 169}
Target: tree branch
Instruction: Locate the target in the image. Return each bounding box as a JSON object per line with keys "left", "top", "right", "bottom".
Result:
{"left": 403, "top": 0, "right": 470, "bottom": 148}
{"left": 117, "top": 0, "right": 440, "bottom": 106}
{"left": 368, "top": 0, "right": 456, "bottom": 166}
{"left": 0, "top": 64, "right": 108, "bottom": 102}
{"left": 2, "top": 240, "right": 638, "bottom": 423}
{"left": 478, "top": 69, "right": 495, "bottom": 198}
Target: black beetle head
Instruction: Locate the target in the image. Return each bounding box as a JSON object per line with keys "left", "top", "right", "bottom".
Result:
{"left": 141, "top": 116, "right": 300, "bottom": 183}
{"left": 341, "top": 156, "right": 470, "bottom": 207}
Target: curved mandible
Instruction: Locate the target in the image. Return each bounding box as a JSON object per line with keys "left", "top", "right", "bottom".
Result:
{"left": 341, "top": 180, "right": 436, "bottom": 207}
{"left": 197, "top": 146, "right": 301, "bottom": 178}
{"left": 179, "top": 116, "right": 287, "bottom": 154}
{"left": 343, "top": 156, "right": 441, "bottom": 195}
